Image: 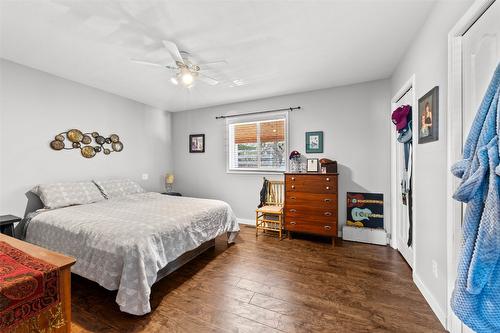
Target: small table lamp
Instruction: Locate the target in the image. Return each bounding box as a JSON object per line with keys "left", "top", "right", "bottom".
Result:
{"left": 165, "top": 173, "right": 175, "bottom": 192}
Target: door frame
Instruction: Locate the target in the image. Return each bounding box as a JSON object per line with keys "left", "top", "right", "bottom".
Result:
{"left": 446, "top": 0, "right": 496, "bottom": 331}
{"left": 390, "top": 75, "right": 416, "bottom": 270}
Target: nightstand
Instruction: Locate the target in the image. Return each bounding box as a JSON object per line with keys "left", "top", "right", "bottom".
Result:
{"left": 162, "top": 192, "right": 182, "bottom": 196}
{"left": 0, "top": 215, "right": 21, "bottom": 237}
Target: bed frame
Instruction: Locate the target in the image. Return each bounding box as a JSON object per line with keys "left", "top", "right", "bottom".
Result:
{"left": 154, "top": 238, "right": 216, "bottom": 282}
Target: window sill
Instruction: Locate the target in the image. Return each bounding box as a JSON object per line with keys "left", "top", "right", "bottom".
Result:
{"left": 226, "top": 169, "right": 286, "bottom": 175}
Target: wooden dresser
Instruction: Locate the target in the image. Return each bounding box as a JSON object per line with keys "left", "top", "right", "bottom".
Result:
{"left": 284, "top": 173, "right": 338, "bottom": 242}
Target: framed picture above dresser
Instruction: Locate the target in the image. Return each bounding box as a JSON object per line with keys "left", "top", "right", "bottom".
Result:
{"left": 284, "top": 172, "right": 338, "bottom": 245}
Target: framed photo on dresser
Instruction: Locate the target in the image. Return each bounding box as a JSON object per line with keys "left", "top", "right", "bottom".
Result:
{"left": 307, "top": 158, "right": 319, "bottom": 172}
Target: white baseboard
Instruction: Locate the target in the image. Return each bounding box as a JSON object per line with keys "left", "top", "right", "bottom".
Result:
{"left": 413, "top": 273, "right": 446, "bottom": 329}
{"left": 237, "top": 218, "right": 254, "bottom": 226}
{"left": 342, "top": 225, "right": 387, "bottom": 245}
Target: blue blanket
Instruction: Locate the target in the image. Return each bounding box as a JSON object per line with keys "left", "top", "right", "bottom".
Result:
{"left": 450, "top": 63, "right": 500, "bottom": 333}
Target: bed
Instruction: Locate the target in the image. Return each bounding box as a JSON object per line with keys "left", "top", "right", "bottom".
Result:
{"left": 18, "top": 190, "right": 239, "bottom": 315}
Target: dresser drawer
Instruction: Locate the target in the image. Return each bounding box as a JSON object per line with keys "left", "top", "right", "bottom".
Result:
{"left": 286, "top": 181, "right": 337, "bottom": 194}
{"left": 285, "top": 208, "right": 337, "bottom": 223}
{"left": 285, "top": 193, "right": 337, "bottom": 208}
{"left": 285, "top": 220, "right": 337, "bottom": 236}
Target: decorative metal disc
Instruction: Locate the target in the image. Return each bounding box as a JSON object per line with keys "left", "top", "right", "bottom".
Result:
{"left": 50, "top": 140, "right": 64, "bottom": 150}
{"left": 55, "top": 134, "right": 65, "bottom": 142}
{"left": 112, "top": 141, "right": 123, "bottom": 152}
{"left": 94, "top": 146, "right": 102, "bottom": 153}
{"left": 95, "top": 136, "right": 106, "bottom": 145}
{"left": 67, "top": 129, "right": 84, "bottom": 143}
{"left": 110, "top": 134, "right": 119, "bottom": 143}
{"left": 72, "top": 142, "right": 81, "bottom": 149}
{"left": 103, "top": 148, "right": 111, "bottom": 155}
{"left": 81, "top": 146, "right": 96, "bottom": 158}
{"left": 91, "top": 132, "right": 100, "bottom": 138}
{"left": 82, "top": 135, "right": 92, "bottom": 144}
{"left": 105, "top": 138, "right": 112, "bottom": 144}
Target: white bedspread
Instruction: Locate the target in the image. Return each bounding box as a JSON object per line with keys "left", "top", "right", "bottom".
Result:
{"left": 25, "top": 192, "right": 239, "bottom": 315}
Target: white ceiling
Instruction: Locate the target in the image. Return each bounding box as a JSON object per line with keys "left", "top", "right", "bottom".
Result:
{"left": 0, "top": 0, "right": 436, "bottom": 111}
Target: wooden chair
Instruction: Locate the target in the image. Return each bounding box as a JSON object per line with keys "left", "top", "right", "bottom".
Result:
{"left": 256, "top": 178, "right": 284, "bottom": 239}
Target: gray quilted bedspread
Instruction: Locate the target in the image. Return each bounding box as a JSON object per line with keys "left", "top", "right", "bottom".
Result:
{"left": 25, "top": 192, "right": 239, "bottom": 315}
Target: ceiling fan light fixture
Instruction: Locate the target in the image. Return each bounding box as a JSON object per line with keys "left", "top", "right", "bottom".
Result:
{"left": 181, "top": 71, "right": 194, "bottom": 85}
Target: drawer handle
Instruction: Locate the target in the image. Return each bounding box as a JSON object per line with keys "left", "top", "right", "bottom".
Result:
{"left": 290, "top": 196, "right": 296, "bottom": 200}
{"left": 291, "top": 185, "right": 295, "bottom": 189}
{"left": 326, "top": 177, "right": 330, "bottom": 181}
{"left": 324, "top": 198, "right": 332, "bottom": 203}
{"left": 324, "top": 225, "right": 332, "bottom": 230}
{"left": 290, "top": 209, "right": 297, "bottom": 213}
{"left": 291, "top": 177, "right": 295, "bottom": 181}
{"left": 290, "top": 221, "right": 296, "bottom": 225}
{"left": 324, "top": 212, "right": 332, "bottom": 216}
{"left": 326, "top": 186, "right": 330, "bottom": 190}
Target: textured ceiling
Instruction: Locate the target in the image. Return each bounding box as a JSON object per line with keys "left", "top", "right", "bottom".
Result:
{"left": 0, "top": 0, "right": 436, "bottom": 111}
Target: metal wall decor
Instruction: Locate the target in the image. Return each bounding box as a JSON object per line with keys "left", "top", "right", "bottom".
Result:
{"left": 50, "top": 129, "right": 123, "bottom": 158}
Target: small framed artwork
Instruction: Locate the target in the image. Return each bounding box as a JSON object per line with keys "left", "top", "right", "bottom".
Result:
{"left": 418, "top": 86, "right": 439, "bottom": 144}
{"left": 189, "top": 134, "right": 205, "bottom": 153}
{"left": 307, "top": 158, "right": 319, "bottom": 172}
{"left": 305, "top": 131, "right": 323, "bottom": 153}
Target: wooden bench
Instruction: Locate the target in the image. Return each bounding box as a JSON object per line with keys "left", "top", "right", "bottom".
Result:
{"left": 0, "top": 234, "right": 76, "bottom": 332}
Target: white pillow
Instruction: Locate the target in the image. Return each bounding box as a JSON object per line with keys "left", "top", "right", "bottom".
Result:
{"left": 93, "top": 179, "right": 145, "bottom": 199}
{"left": 32, "top": 181, "right": 105, "bottom": 209}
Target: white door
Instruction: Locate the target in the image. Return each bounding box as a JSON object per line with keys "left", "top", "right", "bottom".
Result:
{"left": 393, "top": 88, "right": 414, "bottom": 268}
{"left": 458, "top": 1, "right": 499, "bottom": 332}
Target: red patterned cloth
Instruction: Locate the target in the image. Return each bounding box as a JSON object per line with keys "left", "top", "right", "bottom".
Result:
{"left": 0, "top": 241, "right": 59, "bottom": 330}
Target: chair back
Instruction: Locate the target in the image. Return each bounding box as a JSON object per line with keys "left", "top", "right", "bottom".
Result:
{"left": 266, "top": 180, "right": 284, "bottom": 206}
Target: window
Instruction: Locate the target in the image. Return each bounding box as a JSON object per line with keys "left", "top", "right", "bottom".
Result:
{"left": 227, "top": 113, "right": 288, "bottom": 172}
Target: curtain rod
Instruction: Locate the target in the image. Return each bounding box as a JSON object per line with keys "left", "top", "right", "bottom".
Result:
{"left": 215, "top": 106, "right": 301, "bottom": 119}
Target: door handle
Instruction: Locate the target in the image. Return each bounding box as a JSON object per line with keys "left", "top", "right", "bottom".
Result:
{"left": 324, "top": 225, "right": 332, "bottom": 230}
{"left": 326, "top": 177, "right": 330, "bottom": 181}
{"left": 291, "top": 177, "right": 295, "bottom": 181}
{"left": 290, "top": 221, "right": 296, "bottom": 225}
{"left": 324, "top": 212, "right": 332, "bottom": 216}
{"left": 326, "top": 186, "right": 330, "bottom": 190}
{"left": 324, "top": 198, "right": 332, "bottom": 203}
{"left": 290, "top": 196, "right": 296, "bottom": 200}
{"left": 291, "top": 185, "right": 295, "bottom": 189}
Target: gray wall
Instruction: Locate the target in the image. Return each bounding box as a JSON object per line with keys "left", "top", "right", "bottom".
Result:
{"left": 0, "top": 59, "right": 173, "bottom": 217}
{"left": 390, "top": 0, "right": 472, "bottom": 324}
{"left": 172, "top": 79, "right": 391, "bottom": 233}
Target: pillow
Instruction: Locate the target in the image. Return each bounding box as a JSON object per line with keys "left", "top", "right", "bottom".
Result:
{"left": 32, "top": 181, "right": 105, "bottom": 209}
{"left": 93, "top": 179, "right": 145, "bottom": 199}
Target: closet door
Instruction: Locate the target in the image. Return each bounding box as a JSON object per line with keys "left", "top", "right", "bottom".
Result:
{"left": 463, "top": 0, "right": 500, "bottom": 134}
{"left": 460, "top": 1, "right": 499, "bottom": 332}
{"left": 394, "top": 89, "right": 414, "bottom": 268}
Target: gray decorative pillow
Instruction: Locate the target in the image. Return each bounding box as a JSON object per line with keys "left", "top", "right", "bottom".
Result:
{"left": 93, "top": 179, "right": 145, "bottom": 199}
{"left": 32, "top": 181, "right": 105, "bottom": 209}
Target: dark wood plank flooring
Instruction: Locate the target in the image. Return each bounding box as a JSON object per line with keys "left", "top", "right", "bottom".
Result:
{"left": 72, "top": 225, "right": 444, "bottom": 333}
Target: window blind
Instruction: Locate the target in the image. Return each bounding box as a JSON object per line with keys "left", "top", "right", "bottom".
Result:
{"left": 227, "top": 112, "right": 288, "bottom": 172}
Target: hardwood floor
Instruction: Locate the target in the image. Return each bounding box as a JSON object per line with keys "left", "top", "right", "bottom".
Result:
{"left": 71, "top": 225, "right": 445, "bottom": 333}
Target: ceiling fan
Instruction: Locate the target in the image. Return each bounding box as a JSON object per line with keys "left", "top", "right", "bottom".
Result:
{"left": 131, "top": 40, "right": 226, "bottom": 87}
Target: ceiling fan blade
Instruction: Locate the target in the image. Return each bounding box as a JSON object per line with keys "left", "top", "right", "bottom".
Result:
{"left": 198, "top": 60, "right": 228, "bottom": 68}
{"left": 198, "top": 73, "right": 219, "bottom": 86}
{"left": 162, "top": 40, "right": 185, "bottom": 65}
{"left": 131, "top": 59, "right": 177, "bottom": 70}
{"left": 130, "top": 59, "right": 164, "bottom": 67}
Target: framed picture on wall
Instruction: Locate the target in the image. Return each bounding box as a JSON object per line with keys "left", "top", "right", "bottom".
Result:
{"left": 189, "top": 134, "right": 205, "bottom": 153}
{"left": 418, "top": 86, "right": 439, "bottom": 144}
{"left": 305, "top": 131, "right": 323, "bottom": 153}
